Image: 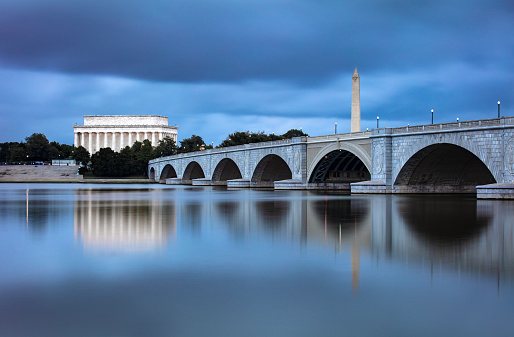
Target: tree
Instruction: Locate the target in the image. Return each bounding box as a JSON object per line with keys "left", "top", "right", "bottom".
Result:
{"left": 50, "top": 141, "right": 74, "bottom": 159}
{"left": 282, "top": 129, "right": 309, "bottom": 139}
{"left": 179, "top": 135, "right": 205, "bottom": 153}
{"left": 219, "top": 131, "right": 275, "bottom": 147}
{"left": 219, "top": 131, "right": 251, "bottom": 147}
{"left": 72, "top": 146, "right": 91, "bottom": 166}
{"left": 132, "top": 139, "right": 153, "bottom": 176}
{"left": 25, "top": 133, "right": 53, "bottom": 161}
{"left": 10, "top": 144, "right": 27, "bottom": 162}
{"left": 0, "top": 142, "right": 22, "bottom": 162}
{"left": 90, "top": 148, "right": 118, "bottom": 176}
{"left": 152, "top": 136, "right": 178, "bottom": 158}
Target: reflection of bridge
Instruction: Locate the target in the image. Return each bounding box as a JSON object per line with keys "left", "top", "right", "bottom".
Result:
{"left": 149, "top": 117, "right": 514, "bottom": 197}
{"left": 71, "top": 188, "right": 514, "bottom": 284}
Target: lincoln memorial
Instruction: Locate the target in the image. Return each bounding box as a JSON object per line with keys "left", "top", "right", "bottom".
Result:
{"left": 73, "top": 115, "right": 178, "bottom": 153}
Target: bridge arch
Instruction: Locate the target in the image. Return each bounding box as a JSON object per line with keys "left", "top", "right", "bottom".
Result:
{"left": 159, "top": 164, "right": 177, "bottom": 182}
{"left": 182, "top": 161, "right": 205, "bottom": 184}
{"left": 394, "top": 143, "right": 496, "bottom": 193}
{"left": 149, "top": 167, "right": 156, "bottom": 180}
{"left": 212, "top": 158, "right": 243, "bottom": 185}
{"left": 251, "top": 154, "right": 292, "bottom": 187}
{"left": 308, "top": 143, "right": 371, "bottom": 184}
{"left": 392, "top": 134, "right": 502, "bottom": 185}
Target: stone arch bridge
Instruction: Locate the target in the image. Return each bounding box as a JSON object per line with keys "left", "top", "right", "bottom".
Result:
{"left": 148, "top": 117, "right": 514, "bottom": 197}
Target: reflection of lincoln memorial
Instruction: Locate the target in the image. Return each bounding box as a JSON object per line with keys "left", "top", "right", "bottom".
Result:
{"left": 72, "top": 188, "right": 514, "bottom": 282}
{"left": 74, "top": 189, "right": 176, "bottom": 252}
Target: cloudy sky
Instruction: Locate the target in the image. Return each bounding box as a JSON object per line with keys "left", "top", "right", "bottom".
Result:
{"left": 0, "top": 0, "right": 512, "bottom": 145}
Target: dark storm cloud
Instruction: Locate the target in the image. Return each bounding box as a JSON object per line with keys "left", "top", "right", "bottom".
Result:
{"left": 0, "top": 0, "right": 512, "bottom": 84}
{"left": 0, "top": 0, "right": 513, "bottom": 145}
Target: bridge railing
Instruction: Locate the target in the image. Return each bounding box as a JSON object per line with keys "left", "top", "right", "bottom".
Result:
{"left": 307, "top": 131, "right": 371, "bottom": 142}
{"left": 373, "top": 116, "right": 514, "bottom": 135}
{"left": 150, "top": 137, "right": 308, "bottom": 162}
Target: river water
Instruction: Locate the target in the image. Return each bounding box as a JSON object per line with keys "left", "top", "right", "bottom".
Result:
{"left": 0, "top": 183, "right": 513, "bottom": 337}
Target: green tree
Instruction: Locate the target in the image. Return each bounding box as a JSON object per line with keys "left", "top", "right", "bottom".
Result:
{"left": 179, "top": 135, "right": 205, "bottom": 153}
{"left": 152, "top": 136, "right": 178, "bottom": 158}
{"left": 133, "top": 139, "right": 153, "bottom": 176}
{"left": 91, "top": 148, "right": 118, "bottom": 176}
{"left": 219, "top": 131, "right": 251, "bottom": 147}
{"left": 25, "top": 133, "right": 53, "bottom": 161}
{"left": 0, "top": 142, "right": 22, "bottom": 162}
{"left": 282, "top": 128, "right": 309, "bottom": 139}
{"left": 50, "top": 141, "right": 74, "bottom": 159}
{"left": 116, "top": 147, "right": 135, "bottom": 176}
{"left": 10, "top": 144, "right": 27, "bottom": 162}
{"left": 72, "top": 146, "right": 91, "bottom": 166}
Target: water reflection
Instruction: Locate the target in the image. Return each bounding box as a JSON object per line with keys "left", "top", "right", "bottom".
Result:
{"left": 66, "top": 188, "right": 514, "bottom": 280}
{"left": 398, "top": 196, "right": 490, "bottom": 244}
{"left": 73, "top": 189, "right": 176, "bottom": 252}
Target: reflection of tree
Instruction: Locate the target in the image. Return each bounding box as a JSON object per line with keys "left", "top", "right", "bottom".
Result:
{"left": 21, "top": 189, "right": 72, "bottom": 233}
{"left": 182, "top": 203, "right": 202, "bottom": 235}
{"left": 256, "top": 201, "right": 289, "bottom": 231}
{"left": 312, "top": 198, "right": 369, "bottom": 235}
{"left": 398, "top": 196, "right": 491, "bottom": 246}
{"left": 215, "top": 202, "right": 245, "bottom": 238}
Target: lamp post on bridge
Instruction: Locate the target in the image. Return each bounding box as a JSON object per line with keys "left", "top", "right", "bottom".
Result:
{"left": 377, "top": 116, "right": 379, "bottom": 128}
{"left": 498, "top": 101, "right": 501, "bottom": 118}
{"left": 335, "top": 122, "right": 337, "bottom": 134}
{"left": 431, "top": 109, "right": 434, "bottom": 124}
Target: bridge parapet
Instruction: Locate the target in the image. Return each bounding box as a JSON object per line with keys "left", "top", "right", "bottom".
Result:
{"left": 307, "top": 131, "right": 371, "bottom": 143}
{"left": 372, "top": 117, "right": 514, "bottom": 136}
{"left": 150, "top": 136, "right": 307, "bottom": 163}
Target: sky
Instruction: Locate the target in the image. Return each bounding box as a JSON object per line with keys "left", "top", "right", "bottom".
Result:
{"left": 0, "top": 0, "right": 513, "bottom": 146}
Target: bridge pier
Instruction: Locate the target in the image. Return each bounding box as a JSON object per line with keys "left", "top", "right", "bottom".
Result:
{"left": 226, "top": 179, "right": 251, "bottom": 188}
{"left": 477, "top": 183, "right": 514, "bottom": 199}
{"left": 274, "top": 179, "right": 305, "bottom": 190}
{"left": 192, "top": 178, "right": 211, "bottom": 186}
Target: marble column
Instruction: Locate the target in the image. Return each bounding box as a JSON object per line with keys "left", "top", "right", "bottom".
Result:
{"left": 88, "top": 133, "right": 92, "bottom": 154}
{"left": 152, "top": 132, "right": 156, "bottom": 146}
{"left": 136, "top": 132, "right": 141, "bottom": 142}
{"left": 80, "top": 133, "right": 85, "bottom": 149}
{"left": 74, "top": 133, "right": 79, "bottom": 147}
{"left": 96, "top": 133, "right": 100, "bottom": 153}
{"left": 104, "top": 132, "right": 108, "bottom": 150}
{"left": 128, "top": 132, "right": 133, "bottom": 147}
{"left": 120, "top": 132, "right": 125, "bottom": 150}
{"left": 111, "top": 132, "right": 116, "bottom": 151}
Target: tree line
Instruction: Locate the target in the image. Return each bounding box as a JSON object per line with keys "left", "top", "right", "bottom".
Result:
{"left": 1, "top": 129, "right": 308, "bottom": 177}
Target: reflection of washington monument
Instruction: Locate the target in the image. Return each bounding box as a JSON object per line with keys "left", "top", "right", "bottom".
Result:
{"left": 74, "top": 189, "right": 176, "bottom": 252}
{"left": 72, "top": 188, "right": 514, "bottom": 286}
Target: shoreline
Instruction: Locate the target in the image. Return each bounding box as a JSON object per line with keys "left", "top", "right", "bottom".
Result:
{"left": 0, "top": 179, "right": 157, "bottom": 184}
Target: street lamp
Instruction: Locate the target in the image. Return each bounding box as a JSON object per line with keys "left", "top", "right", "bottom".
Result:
{"left": 431, "top": 109, "right": 434, "bottom": 124}
{"left": 377, "top": 116, "right": 379, "bottom": 128}
{"left": 498, "top": 101, "right": 501, "bottom": 118}
{"left": 335, "top": 122, "right": 337, "bottom": 134}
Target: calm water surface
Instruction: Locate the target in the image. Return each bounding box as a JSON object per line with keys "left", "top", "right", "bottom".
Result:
{"left": 0, "top": 183, "right": 513, "bottom": 337}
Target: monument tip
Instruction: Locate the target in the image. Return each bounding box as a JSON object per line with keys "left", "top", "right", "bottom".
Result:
{"left": 353, "top": 67, "right": 359, "bottom": 77}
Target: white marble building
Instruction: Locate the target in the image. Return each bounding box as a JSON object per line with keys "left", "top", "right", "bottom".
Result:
{"left": 73, "top": 115, "right": 178, "bottom": 153}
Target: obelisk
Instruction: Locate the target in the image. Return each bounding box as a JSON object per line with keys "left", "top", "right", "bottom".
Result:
{"left": 351, "top": 68, "right": 361, "bottom": 132}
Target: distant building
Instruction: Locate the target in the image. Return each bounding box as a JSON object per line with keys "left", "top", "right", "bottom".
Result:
{"left": 73, "top": 115, "right": 178, "bottom": 153}
{"left": 52, "top": 159, "right": 76, "bottom": 166}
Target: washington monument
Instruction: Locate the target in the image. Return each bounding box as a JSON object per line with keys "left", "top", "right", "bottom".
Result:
{"left": 351, "top": 68, "right": 361, "bottom": 132}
